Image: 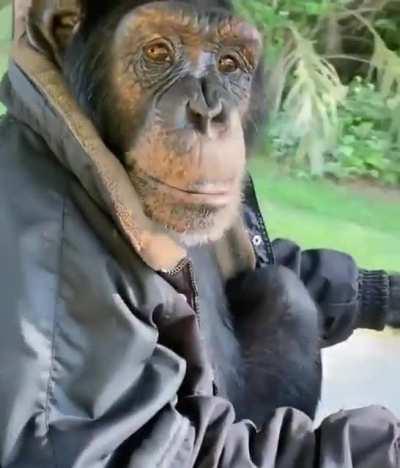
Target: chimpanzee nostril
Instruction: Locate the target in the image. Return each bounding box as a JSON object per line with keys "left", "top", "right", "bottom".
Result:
{"left": 210, "top": 102, "right": 227, "bottom": 125}
{"left": 187, "top": 100, "right": 204, "bottom": 132}
{"left": 187, "top": 98, "right": 227, "bottom": 133}
{"left": 208, "top": 101, "right": 225, "bottom": 123}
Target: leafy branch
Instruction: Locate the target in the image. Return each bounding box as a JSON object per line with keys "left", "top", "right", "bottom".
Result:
{"left": 234, "top": 0, "right": 400, "bottom": 183}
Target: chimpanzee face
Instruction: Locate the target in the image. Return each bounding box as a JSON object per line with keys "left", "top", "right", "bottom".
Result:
{"left": 28, "top": 1, "right": 263, "bottom": 245}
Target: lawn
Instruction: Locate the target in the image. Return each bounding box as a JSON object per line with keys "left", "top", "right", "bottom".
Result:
{"left": 250, "top": 158, "right": 400, "bottom": 271}
{"left": 0, "top": 7, "right": 399, "bottom": 272}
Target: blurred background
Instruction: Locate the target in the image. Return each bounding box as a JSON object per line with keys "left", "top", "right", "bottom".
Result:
{"left": 0, "top": 0, "right": 399, "bottom": 423}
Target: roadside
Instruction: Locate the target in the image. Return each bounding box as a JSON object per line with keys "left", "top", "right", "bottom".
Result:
{"left": 317, "top": 329, "right": 400, "bottom": 424}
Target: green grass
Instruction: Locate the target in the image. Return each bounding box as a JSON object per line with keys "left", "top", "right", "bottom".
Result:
{"left": 250, "top": 158, "right": 400, "bottom": 271}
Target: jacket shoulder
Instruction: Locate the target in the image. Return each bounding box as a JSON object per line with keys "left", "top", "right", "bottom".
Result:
{"left": 0, "top": 114, "right": 68, "bottom": 231}
{"left": 0, "top": 114, "right": 67, "bottom": 189}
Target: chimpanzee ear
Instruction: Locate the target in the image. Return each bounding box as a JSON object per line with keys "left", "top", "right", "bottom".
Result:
{"left": 27, "top": 0, "right": 85, "bottom": 66}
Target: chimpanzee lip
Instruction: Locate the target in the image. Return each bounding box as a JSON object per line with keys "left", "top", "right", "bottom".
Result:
{"left": 147, "top": 174, "right": 235, "bottom": 206}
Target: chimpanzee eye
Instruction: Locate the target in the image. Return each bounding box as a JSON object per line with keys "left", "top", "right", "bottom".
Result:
{"left": 143, "top": 41, "right": 173, "bottom": 64}
{"left": 218, "top": 54, "right": 240, "bottom": 74}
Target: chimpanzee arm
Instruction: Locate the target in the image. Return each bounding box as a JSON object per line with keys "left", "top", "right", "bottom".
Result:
{"left": 272, "top": 239, "right": 400, "bottom": 346}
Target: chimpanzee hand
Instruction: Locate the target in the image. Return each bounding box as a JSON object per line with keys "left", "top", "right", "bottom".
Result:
{"left": 387, "top": 275, "right": 400, "bottom": 328}
{"left": 226, "top": 265, "right": 321, "bottom": 335}
{"left": 226, "top": 265, "right": 322, "bottom": 423}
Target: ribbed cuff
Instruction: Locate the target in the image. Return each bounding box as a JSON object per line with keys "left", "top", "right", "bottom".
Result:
{"left": 358, "top": 270, "right": 390, "bottom": 330}
{"left": 387, "top": 275, "right": 400, "bottom": 327}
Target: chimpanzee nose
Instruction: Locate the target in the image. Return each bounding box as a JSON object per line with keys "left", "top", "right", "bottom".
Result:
{"left": 187, "top": 96, "right": 227, "bottom": 135}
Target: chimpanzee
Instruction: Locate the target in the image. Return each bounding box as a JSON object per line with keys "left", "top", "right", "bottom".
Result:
{"left": 0, "top": 0, "right": 399, "bottom": 466}
{"left": 26, "top": 0, "right": 323, "bottom": 422}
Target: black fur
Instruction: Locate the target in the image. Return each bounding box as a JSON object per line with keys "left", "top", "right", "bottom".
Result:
{"left": 190, "top": 245, "right": 321, "bottom": 426}
{"left": 226, "top": 266, "right": 322, "bottom": 424}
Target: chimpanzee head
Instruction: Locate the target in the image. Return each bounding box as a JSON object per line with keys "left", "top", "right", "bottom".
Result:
{"left": 27, "top": 0, "right": 264, "bottom": 246}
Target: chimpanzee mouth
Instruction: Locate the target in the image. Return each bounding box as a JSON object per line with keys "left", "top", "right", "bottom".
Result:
{"left": 146, "top": 174, "right": 236, "bottom": 207}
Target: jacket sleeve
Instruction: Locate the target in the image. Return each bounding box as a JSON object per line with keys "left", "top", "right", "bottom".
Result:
{"left": 388, "top": 275, "right": 400, "bottom": 328}
{"left": 272, "top": 238, "right": 400, "bottom": 346}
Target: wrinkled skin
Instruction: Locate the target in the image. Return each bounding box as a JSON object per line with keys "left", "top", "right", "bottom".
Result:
{"left": 109, "top": 3, "right": 260, "bottom": 243}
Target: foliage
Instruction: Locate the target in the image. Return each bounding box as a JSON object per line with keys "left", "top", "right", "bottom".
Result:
{"left": 268, "top": 77, "right": 400, "bottom": 185}
{"left": 271, "top": 28, "right": 347, "bottom": 176}
{"left": 332, "top": 78, "right": 400, "bottom": 185}
{"left": 234, "top": 0, "right": 400, "bottom": 186}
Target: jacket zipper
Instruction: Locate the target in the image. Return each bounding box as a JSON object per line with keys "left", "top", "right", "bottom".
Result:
{"left": 164, "top": 258, "right": 191, "bottom": 276}
{"left": 164, "top": 258, "right": 200, "bottom": 317}
{"left": 187, "top": 260, "right": 200, "bottom": 316}
{"left": 246, "top": 176, "right": 275, "bottom": 265}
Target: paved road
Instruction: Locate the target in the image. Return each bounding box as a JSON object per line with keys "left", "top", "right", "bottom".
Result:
{"left": 316, "top": 329, "right": 400, "bottom": 425}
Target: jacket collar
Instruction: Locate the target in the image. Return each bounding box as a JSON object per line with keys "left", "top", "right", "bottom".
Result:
{"left": 3, "top": 38, "right": 256, "bottom": 276}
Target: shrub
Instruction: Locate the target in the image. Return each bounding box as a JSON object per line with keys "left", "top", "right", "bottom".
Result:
{"left": 234, "top": 0, "right": 400, "bottom": 185}
{"left": 268, "top": 77, "right": 400, "bottom": 185}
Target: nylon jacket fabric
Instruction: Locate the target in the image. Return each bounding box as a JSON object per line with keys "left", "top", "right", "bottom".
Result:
{"left": 0, "top": 40, "right": 399, "bottom": 467}
{"left": 271, "top": 239, "right": 397, "bottom": 346}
